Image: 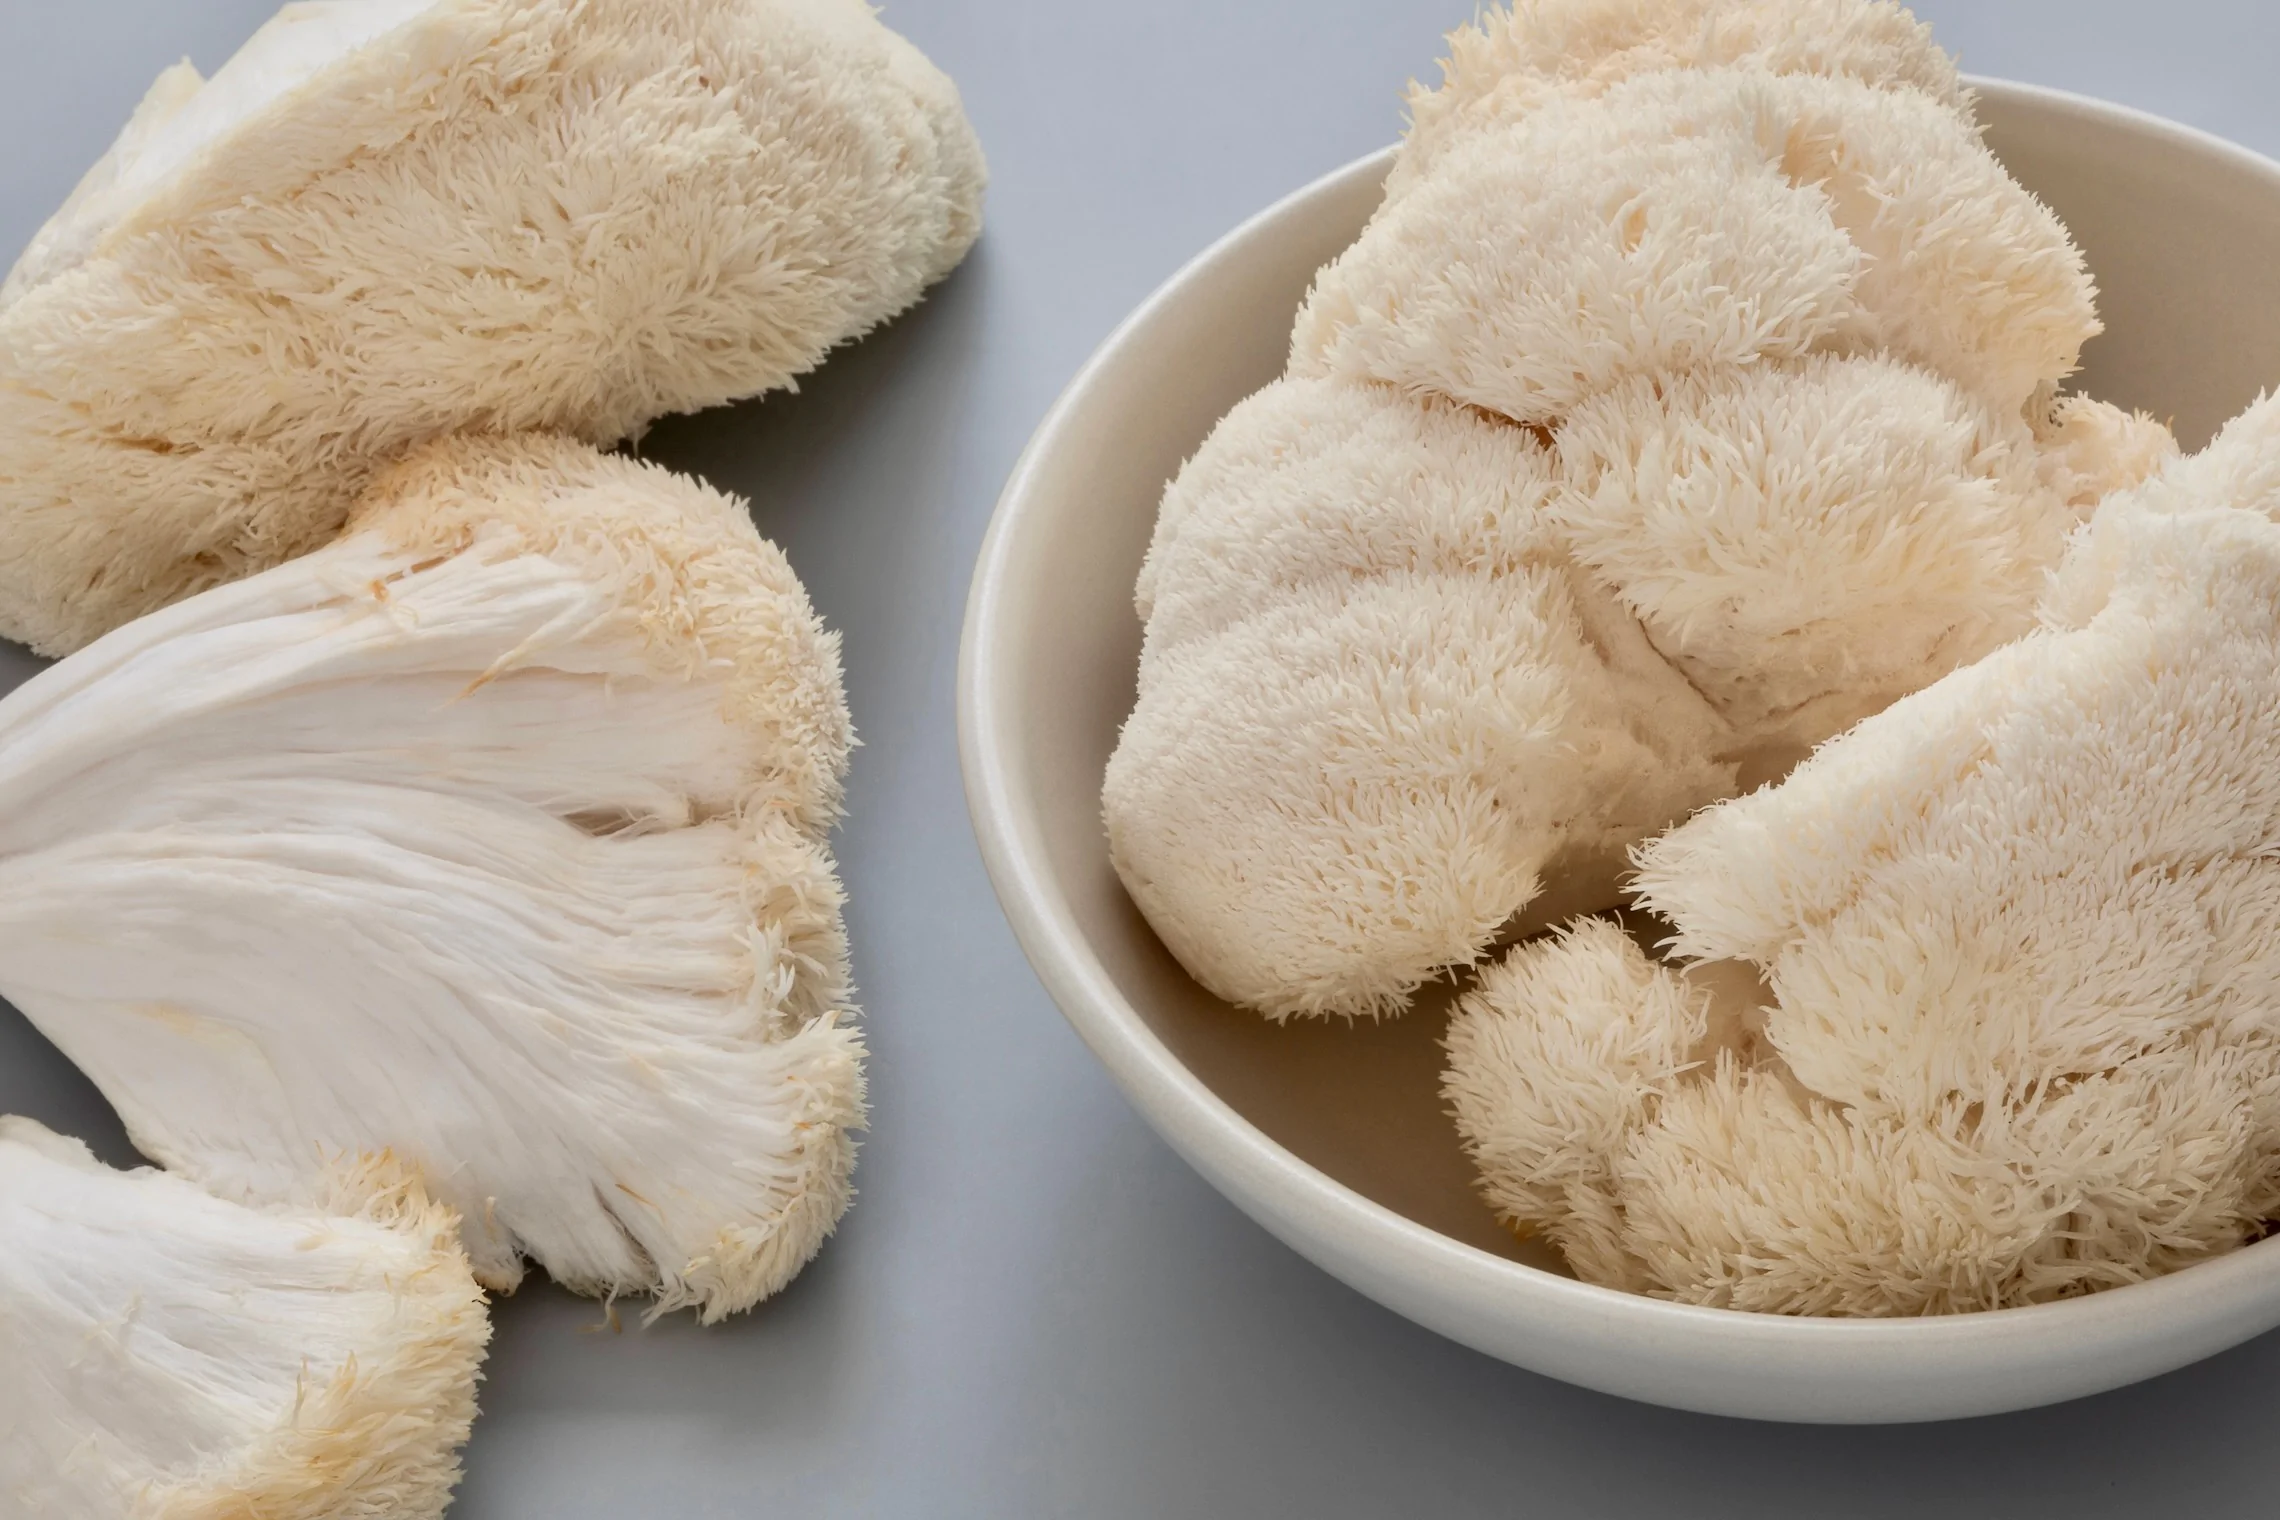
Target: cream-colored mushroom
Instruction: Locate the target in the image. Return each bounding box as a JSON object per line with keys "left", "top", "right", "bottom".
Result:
{"left": 1391, "top": 0, "right": 1962, "bottom": 197}
{"left": 0, "top": 1117, "right": 487, "bottom": 1519}
{"left": 1108, "top": 2, "right": 2170, "bottom": 1021}
{"left": 1447, "top": 397, "right": 2280, "bottom": 1313}
{"left": 0, "top": 432, "right": 860, "bottom": 1320}
{"left": 0, "top": 0, "right": 985, "bottom": 653}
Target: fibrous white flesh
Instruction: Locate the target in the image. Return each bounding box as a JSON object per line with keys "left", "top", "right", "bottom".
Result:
{"left": 0, "top": 1117, "right": 484, "bottom": 1520}
{"left": 0, "top": 438, "right": 860, "bottom": 1320}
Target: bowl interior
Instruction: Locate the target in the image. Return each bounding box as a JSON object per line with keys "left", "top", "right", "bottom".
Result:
{"left": 992, "top": 82, "right": 2280, "bottom": 1283}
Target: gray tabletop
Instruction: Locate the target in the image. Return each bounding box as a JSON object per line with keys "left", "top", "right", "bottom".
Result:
{"left": 5, "top": 3, "right": 2280, "bottom": 1516}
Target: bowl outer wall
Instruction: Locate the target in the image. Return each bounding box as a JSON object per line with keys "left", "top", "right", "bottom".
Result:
{"left": 958, "top": 77, "right": 2280, "bottom": 1423}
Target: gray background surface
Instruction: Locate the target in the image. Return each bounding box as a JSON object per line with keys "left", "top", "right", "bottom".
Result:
{"left": 4, "top": 3, "right": 2279, "bottom": 1516}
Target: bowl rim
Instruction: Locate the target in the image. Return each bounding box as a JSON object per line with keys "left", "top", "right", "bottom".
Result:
{"left": 958, "top": 72, "right": 2280, "bottom": 1402}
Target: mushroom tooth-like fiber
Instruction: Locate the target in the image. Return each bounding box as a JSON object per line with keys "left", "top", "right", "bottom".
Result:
{"left": 1299, "top": 66, "right": 2096, "bottom": 424}
{"left": 1136, "top": 375, "right": 1572, "bottom": 650}
{"left": 1551, "top": 353, "right": 2081, "bottom": 749}
{"left": 1297, "top": 69, "right": 1863, "bottom": 427}
{"left": 0, "top": 1117, "right": 487, "bottom": 1520}
{"left": 350, "top": 429, "right": 856, "bottom": 836}
{"left": 1447, "top": 396, "right": 2280, "bottom": 1313}
{"left": 1106, "top": 378, "right": 1729, "bottom": 1019}
{"left": 0, "top": 0, "right": 986, "bottom": 655}
{"left": 1395, "top": 0, "right": 1963, "bottom": 197}
{"left": 0, "top": 432, "right": 861, "bottom": 1320}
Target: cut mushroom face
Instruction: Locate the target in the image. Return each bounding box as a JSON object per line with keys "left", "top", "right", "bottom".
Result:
{"left": 0, "top": 1117, "right": 487, "bottom": 1520}
{"left": 0, "top": 433, "right": 862, "bottom": 1321}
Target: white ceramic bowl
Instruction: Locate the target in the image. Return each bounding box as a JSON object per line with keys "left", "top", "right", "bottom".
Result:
{"left": 959, "top": 78, "right": 2280, "bottom": 1423}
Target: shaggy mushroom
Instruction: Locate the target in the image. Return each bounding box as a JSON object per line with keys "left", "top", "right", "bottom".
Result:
{"left": 1445, "top": 396, "right": 2280, "bottom": 1313}
{"left": 1106, "top": 1, "right": 2171, "bottom": 1021}
{"left": 0, "top": 0, "right": 985, "bottom": 653}
{"left": 1390, "top": 0, "right": 1964, "bottom": 197}
{"left": 0, "top": 432, "right": 860, "bottom": 1320}
{"left": 0, "top": 1117, "right": 486, "bottom": 1519}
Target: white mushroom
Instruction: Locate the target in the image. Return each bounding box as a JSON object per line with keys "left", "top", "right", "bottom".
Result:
{"left": 1108, "top": 4, "right": 2172, "bottom": 1021}
{"left": 1446, "top": 397, "right": 2280, "bottom": 1313}
{"left": 0, "top": 0, "right": 985, "bottom": 653}
{"left": 1108, "top": 377, "right": 1729, "bottom": 1020}
{"left": 1391, "top": 0, "right": 1962, "bottom": 197}
{"left": 1300, "top": 65, "right": 2099, "bottom": 424}
{"left": 0, "top": 1117, "right": 486, "bottom": 1519}
{"left": 0, "top": 431, "right": 860, "bottom": 1320}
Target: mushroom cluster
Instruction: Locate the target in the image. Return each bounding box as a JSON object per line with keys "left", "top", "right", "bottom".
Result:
{"left": 1108, "top": 0, "right": 2171, "bottom": 1025}
{"left": 1448, "top": 398, "right": 2280, "bottom": 1313}
{"left": 0, "top": 0, "right": 981, "bottom": 1510}
{"left": 1104, "top": 0, "right": 2280, "bottom": 1317}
